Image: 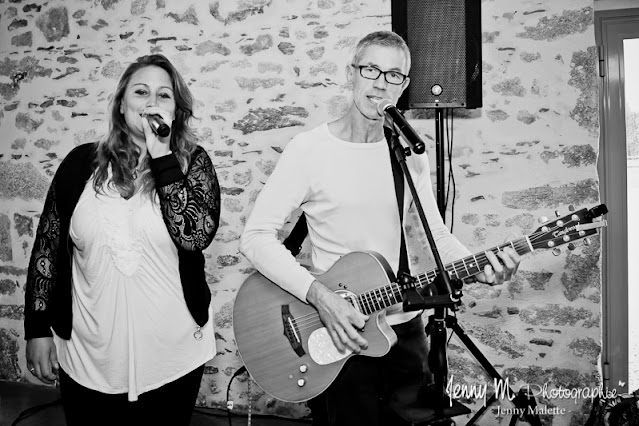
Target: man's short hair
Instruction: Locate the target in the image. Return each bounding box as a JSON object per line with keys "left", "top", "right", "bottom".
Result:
{"left": 351, "top": 31, "right": 411, "bottom": 74}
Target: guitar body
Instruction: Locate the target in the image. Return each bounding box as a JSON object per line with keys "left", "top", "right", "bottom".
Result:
{"left": 233, "top": 251, "right": 398, "bottom": 402}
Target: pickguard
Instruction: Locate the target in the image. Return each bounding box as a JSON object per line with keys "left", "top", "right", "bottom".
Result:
{"left": 307, "top": 327, "right": 353, "bottom": 365}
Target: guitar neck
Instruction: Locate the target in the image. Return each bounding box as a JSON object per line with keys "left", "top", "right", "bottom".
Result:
{"left": 355, "top": 236, "right": 533, "bottom": 316}
{"left": 415, "top": 236, "right": 533, "bottom": 287}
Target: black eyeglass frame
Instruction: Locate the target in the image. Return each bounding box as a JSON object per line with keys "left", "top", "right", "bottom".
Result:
{"left": 351, "top": 64, "right": 408, "bottom": 85}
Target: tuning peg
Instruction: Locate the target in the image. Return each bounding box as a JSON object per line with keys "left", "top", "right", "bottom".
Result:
{"left": 568, "top": 243, "right": 576, "bottom": 250}
{"left": 568, "top": 205, "right": 575, "bottom": 211}
{"left": 584, "top": 238, "right": 591, "bottom": 246}
{"left": 552, "top": 248, "right": 562, "bottom": 256}
{"left": 539, "top": 216, "right": 548, "bottom": 223}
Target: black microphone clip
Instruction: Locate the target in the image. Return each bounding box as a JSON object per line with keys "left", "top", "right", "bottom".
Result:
{"left": 377, "top": 99, "right": 425, "bottom": 155}
{"left": 146, "top": 114, "right": 171, "bottom": 137}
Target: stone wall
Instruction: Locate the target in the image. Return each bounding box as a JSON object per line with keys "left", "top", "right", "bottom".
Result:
{"left": 0, "top": 0, "right": 600, "bottom": 424}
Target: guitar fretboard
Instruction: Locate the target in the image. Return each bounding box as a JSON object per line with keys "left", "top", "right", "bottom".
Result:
{"left": 355, "top": 237, "right": 533, "bottom": 315}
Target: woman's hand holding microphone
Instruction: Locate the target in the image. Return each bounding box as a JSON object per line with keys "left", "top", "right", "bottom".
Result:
{"left": 140, "top": 107, "right": 173, "bottom": 159}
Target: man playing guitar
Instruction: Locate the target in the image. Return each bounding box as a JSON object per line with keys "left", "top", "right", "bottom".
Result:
{"left": 239, "top": 30, "right": 520, "bottom": 426}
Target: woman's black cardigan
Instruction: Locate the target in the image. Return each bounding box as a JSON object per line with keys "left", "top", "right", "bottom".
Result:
{"left": 24, "top": 143, "right": 221, "bottom": 340}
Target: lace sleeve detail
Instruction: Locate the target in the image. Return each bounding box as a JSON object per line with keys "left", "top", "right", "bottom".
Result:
{"left": 24, "top": 181, "right": 60, "bottom": 336}
{"left": 156, "top": 149, "right": 221, "bottom": 251}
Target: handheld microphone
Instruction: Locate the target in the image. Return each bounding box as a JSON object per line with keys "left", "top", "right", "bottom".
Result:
{"left": 376, "top": 99, "right": 425, "bottom": 154}
{"left": 146, "top": 114, "right": 171, "bottom": 137}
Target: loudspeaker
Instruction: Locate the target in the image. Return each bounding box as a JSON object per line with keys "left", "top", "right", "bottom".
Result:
{"left": 392, "top": 0, "right": 482, "bottom": 109}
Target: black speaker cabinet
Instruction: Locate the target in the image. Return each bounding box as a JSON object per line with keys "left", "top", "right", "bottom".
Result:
{"left": 392, "top": 0, "right": 482, "bottom": 109}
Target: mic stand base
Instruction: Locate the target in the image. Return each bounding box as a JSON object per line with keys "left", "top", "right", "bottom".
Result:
{"left": 389, "top": 306, "right": 470, "bottom": 426}
{"left": 389, "top": 383, "right": 471, "bottom": 425}
{"left": 390, "top": 314, "right": 543, "bottom": 426}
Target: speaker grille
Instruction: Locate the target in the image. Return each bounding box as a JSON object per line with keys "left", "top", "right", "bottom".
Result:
{"left": 393, "top": 0, "right": 482, "bottom": 109}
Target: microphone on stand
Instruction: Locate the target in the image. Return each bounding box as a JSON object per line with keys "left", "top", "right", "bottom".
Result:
{"left": 376, "top": 99, "right": 425, "bottom": 154}
{"left": 146, "top": 114, "right": 171, "bottom": 137}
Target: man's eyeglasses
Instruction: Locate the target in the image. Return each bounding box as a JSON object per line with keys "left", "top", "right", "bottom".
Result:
{"left": 351, "top": 64, "right": 408, "bottom": 85}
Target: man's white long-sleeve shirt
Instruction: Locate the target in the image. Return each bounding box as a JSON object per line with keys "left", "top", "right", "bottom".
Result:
{"left": 240, "top": 123, "right": 470, "bottom": 325}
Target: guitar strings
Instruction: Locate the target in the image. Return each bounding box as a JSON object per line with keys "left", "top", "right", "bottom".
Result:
{"left": 291, "top": 280, "right": 407, "bottom": 327}
{"left": 290, "top": 238, "right": 538, "bottom": 330}
{"left": 416, "top": 239, "right": 531, "bottom": 286}
{"left": 415, "top": 220, "right": 579, "bottom": 287}
{"left": 291, "top": 238, "right": 543, "bottom": 331}
{"left": 290, "top": 219, "right": 585, "bottom": 332}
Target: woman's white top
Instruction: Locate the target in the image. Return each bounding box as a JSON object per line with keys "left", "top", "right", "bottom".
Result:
{"left": 55, "top": 175, "right": 215, "bottom": 401}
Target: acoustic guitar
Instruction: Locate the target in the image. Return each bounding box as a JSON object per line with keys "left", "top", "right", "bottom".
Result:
{"left": 233, "top": 204, "right": 607, "bottom": 402}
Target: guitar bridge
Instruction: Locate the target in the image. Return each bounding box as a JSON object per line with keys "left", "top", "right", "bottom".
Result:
{"left": 281, "top": 305, "right": 305, "bottom": 357}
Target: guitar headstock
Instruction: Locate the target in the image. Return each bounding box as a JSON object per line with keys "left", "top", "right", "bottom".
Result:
{"left": 529, "top": 204, "right": 608, "bottom": 253}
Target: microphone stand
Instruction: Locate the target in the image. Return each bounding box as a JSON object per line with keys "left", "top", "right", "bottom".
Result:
{"left": 386, "top": 117, "right": 543, "bottom": 426}
{"left": 385, "top": 122, "right": 469, "bottom": 425}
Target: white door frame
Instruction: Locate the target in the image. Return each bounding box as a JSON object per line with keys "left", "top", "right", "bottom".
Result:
{"left": 595, "top": 7, "right": 639, "bottom": 393}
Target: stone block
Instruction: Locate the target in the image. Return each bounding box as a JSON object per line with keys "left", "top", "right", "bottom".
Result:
{"left": 35, "top": 6, "right": 70, "bottom": 42}
{"left": 0, "top": 328, "right": 20, "bottom": 380}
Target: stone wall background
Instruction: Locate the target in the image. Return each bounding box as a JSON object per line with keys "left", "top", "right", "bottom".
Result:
{"left": 0, "top": 0, "right": 600, "bottom": 424}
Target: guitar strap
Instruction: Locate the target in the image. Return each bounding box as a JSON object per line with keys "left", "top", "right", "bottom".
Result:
{"left": 384, "top": 126, "right": 410, "bottom": 276}
{"left": 283, "top": 126, "right": 410, "bottom": 277}
{"left": 283, "top": 213, "right": 307, "bottom": 257}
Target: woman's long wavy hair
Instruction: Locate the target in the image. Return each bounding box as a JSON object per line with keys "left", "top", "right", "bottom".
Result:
{"left": 93, "top": 54, "right": 198, "bottom": 199}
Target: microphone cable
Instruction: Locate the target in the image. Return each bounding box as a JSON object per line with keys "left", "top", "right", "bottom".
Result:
{"left": 445, "top": 109, "right": 457, "bottom": 233}
{"left": 10, "top": 397, "right": 62, "bottom": 426}
{"left": 226, "top": 365, "right": 248, "bottom": 426}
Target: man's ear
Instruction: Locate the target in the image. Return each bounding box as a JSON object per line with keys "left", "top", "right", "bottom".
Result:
{"left": 400, "top": 76, "right": 410, "bottom": 97}
{"left": 346, "top": 64, "right": 354, "bottom": 84}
